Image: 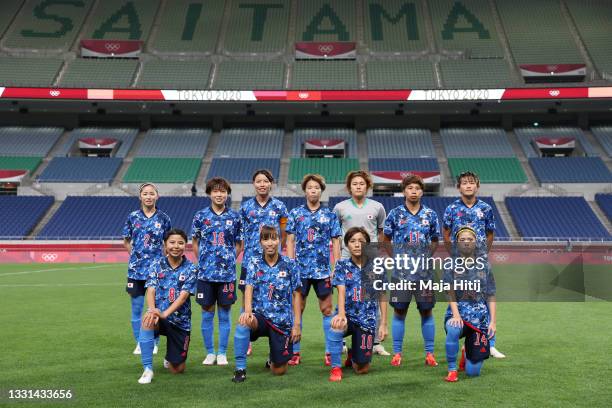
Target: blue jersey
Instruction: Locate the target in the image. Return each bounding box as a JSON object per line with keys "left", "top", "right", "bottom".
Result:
{"left": 286, "top": 205, "right": 342, "bottom": 280}
{"left": 246, "top": 255, "right": 301, "bottom": 335}
{"left": 443, "top": 262, "right": 496, "bottom": 332}
{"left": 240, "top": 197, "right": 288, "bottom": 265}
{"left": 145, "top": 256, "right": 197, "bottom": 332}
{"left": 332, "top": 258, "right": 380, "bottom": 333}
{"left": 443, "top": 199, "right": 495, "bottom": 249}
{"left": 191, "top": 206, "right": 242, "bottom": 282}
{"left": 123, "top": 209, "right": 172, "bottom": 280}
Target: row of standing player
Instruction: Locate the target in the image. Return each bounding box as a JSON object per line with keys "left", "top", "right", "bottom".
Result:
{"left": 123, "top": 169, "right": 505, "bottom": 384}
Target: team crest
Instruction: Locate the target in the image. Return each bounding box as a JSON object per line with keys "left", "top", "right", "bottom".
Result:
{"left": 476, "top": 210, "right": 484, "bottom": 219}
{"left": 320, "top": 216, "right": 329, "bottom": 223}
{"left": 269, "top": 211, "right": 277, "bottom": 217}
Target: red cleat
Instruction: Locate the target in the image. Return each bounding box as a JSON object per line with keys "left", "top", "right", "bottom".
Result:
{"left": 425, "top": 352, "right": 439, "bottom": 367}
{"left": 344, "top": 349, "right": 353, "bottom": 368}
{"left": 459, "top": 347, "right": 466, "bottom": 372}
{"left": 287, "top": 353, "right": 301, "bottom": 366}
{"left": 324, "top": 352, "right": 331, "bottom": 367}
{"left": 390, "top": 353, "right": 402, "bottom": 367}
{"left": 246, "top": 342, "right": 252, "bottom": 356}
{"left": 329, "top": 367, "right": 343, "bottom": 382}
{"left": 445, "top": 370, "right": 458, "bottom": 382}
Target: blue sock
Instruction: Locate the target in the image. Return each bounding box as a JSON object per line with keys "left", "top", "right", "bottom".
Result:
{"left": 466, "top": 359, "right": 483, "bottom": 377}
{"left": 218, "top": 307, "right": 231, "bottom": 355}
{"left": 234, "top": 324, "right": 250, "bottom": 370}
{"left": 139, "top": 328, "right": 154, "bottom": 370}
{"left": 421, "top": 314, "right": 435, "bottom": 354}
{"left": 293, "top": 320, "right": 303, "bottom": 353}
{"left": 322, "top": 315, "right": 332, "bottom": 354}
{"left": 490, "top": 333, "right": 496, "bottom": 348}
{"left": 328, "top": 328, "right": 344, "bottom": 368}
{"left": 392, "top": 314, "right": 405, "bottom": 354}
{"left": 445, "top": 321, "right": 462, "bottom": 371}
{"left": 130, "top": 296, "right": 144, "bottom": 343}
{"left": 201, "top": 310, "right": 215, "bottom": 355}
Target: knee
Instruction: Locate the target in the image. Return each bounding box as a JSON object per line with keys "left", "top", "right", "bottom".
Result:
{"left": 218, "top": 307, "right": 231, "bottom": 320}
{"left": 329, "top": 327, "right": 346, "bottom": 341}
{"left": 420, "top": 309, "right": 433, "bottom": 318}
{"left": 235, "top": 324, "right": 251, "bottom": 339}
{"left": 320, "top": 304, "right": 333, "bottom": 316}
{"left": 169, "top": 363, "right": 186, "bottom": 374}
{"left": 271, "top": 364, "right": 287, "bottom": 376}
{"left": 202, "top": 305, "right": 215, "bottom": 313}
{"left": 353, "top": 363, "right": 370, "bottom": 375}
{"left": 393, "top": 309, "right": 407, "bottom": 319}
{"left": 465, "top": 361, "right": 482, "bottom": 377}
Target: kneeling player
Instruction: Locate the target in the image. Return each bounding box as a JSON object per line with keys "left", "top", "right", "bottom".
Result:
{"left": 137, "top": 229, "right": 197, "bottom": 384}
{"left": 232, "top": 226, "right": 302, "bottom": 382}
{"left": 444, "top": 227, "right": 496, "bottom": 382}
{"left": 328, "top": 227, "right": 388, "bottom": 382}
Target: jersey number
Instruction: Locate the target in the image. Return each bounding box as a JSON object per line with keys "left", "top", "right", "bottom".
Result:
{"left": 473, "top": 332, "right": 488, "bottom": 346}
{"left": 360, "top": 334, "right": 373, "bottom": 350}
{"left": 352, "top": 287, "right": 364, "bottom": 302}
{"left": 268, "top": 284, "right": 275, "bottom": 300}
{"left": 307, "top": 228, "right": 315, "bottom": 242}
{"left": 212, "top": 231, "right": 225, "bottom": 246}
{"left": 169, "top": 288, "right": 176, "bottom": 303}
{"left": 409, "top": 231, "right": 420, "bottom": 243}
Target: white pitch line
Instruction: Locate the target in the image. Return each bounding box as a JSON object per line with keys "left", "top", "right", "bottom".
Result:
{"left": 0, "top": 283, "right": 122, "bottom": 287}
{"left": 0, "top": 264, "right": 114, "bottom": 277}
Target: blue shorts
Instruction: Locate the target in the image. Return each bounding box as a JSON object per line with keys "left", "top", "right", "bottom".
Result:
{"left": 126, "top": 278, "right": 146, "bottom": 297}
{"left": 444, "top": 317, "right": 490, "bottom": 363}
{"left": 196, "top": 280, "right": 236, "bottom": 307}
{"left": 238, "top": 265, "right": 247, "bottom": 292}
{"left": 389, "top": 287, "right": 436, "bottom": 311}
{"left": 250, "top": 313, "right": 292, "bottom": 365}
{"left": 300, "top": 277, "right": 332, "bottom": 299}
{"left": 156, "top": 318, "right": 191, "bottom": 365}
{"left": 344, "top": 319, "right": 374, "bottom": 365}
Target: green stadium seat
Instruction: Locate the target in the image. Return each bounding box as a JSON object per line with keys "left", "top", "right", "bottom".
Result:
{"left": 0, "top": 57, "right": 63, "bottom": 87}
{"left": 213, "top": 60, "right": 285, "bottom": 89}
{"left": 0, "top": 156, "right": 42, "bottom": 174}
{"left": 123, "top": 158, "right": 201, "bottom": 183}
{"left": 366, "top": 59, "right": 435, "bottom": 89}
{"left": 448, "top": 157, "right": 528, "bottom": 183}
{"left": 83, "top": 0, "right": 160, "bottom": 41}
{"left": 288, "top": 158, "right": 359, "bottom": 184}
{"left": 291, "top": 61, "right": 359, "bottom": 89}
{"left": 136, "top": 60, "right": 211, "bottom": 89}
{"left": 296, "top": 1, "right": 356, "bottom": 42}
{"left": 60, "top": 59, "right": 138, "bottom": 88}
{"left": 439, "top": 59, "right": 513, "bottom": 88}
{"left": 0, "top": 0, "right": 24, "bottom": 38}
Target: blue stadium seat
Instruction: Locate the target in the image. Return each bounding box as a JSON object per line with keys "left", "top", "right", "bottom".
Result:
{"left": 505, "top": 197, "right": 610, "bottom": 241}
{"left": 0, "top": 196, "right": 54, "bottom": 239}
{"left": 207, "top": 158, "right": 280, "bottom": 183}
{"left": 38, "top": 157, "right": 122, "bottom": 182}
{"left": 215, "top": 129, "right": 283, "bottom": 158}
{"left": 591, "top": 127, "right": 612, "bottom": 157}
{"left": 368, "top": 158, "right": 440, "bottom": 171}
{"left": 529, "top": 157, "right": 612, "bottom": 183}
{"left": 366, "top": 129, "right": 435, "bottom": 158}
{"left": 0, "top": 127, "right": 63, "bottom": 157}
{"left": 136, "top": 128, "right": 211, "bottom": 158}
{"left": 441, "top": 128, "right": 515, "bottom": 158}
{"left": 595, "top": 193, "right": 612, "bottom": 222}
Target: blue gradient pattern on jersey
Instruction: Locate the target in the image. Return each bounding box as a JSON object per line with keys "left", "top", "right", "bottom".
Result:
{"left": 286, "top": 205, "right": 342, "bottom": 279}
{"left": 246, "top": 255, "right": 301, "bottom": 335}
{"left": 443, "top": 199, "right": 496, "bottom": 247}
{"left": 123, "top": 209, "right": 171, "bottom": 280}
{"left": 145, "top": 256, "right": 197, "bottom": 332}
{"left": 191, "top": 206, "right": 242, "bottom": 282}
{"left": 239, "top": 197, "right": 288, "bottom": 266}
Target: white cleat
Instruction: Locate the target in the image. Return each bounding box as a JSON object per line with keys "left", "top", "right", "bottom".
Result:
{"left": 216, "top": 354, "right": 229, "bottom": 366}
{"left": 342, "top": 345, "right": 348, "bottom": 354}
{"left": 138, "top": 368, "right": 154, "bottom": 384}
{"left": 490, "top": 347, "right": 506, "bottom": 359}
{"left": 153, "top": 344, "right": 158, "bottom": 355}
{"left": 163, "top": 359, "right": 170, "bottom": 369}
{"left": 202, "top": 353, "right": 216, "bottom": 365}
{"left": 133, "top": 344, "right": 141, "bottom": 355}
{"left": 373, "top": 344, "right": 390, "bottom": 356}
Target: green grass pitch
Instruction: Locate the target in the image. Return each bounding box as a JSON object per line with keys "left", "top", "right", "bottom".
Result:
{"left": 0, "top": 263, "right": 610, "bottom": 407}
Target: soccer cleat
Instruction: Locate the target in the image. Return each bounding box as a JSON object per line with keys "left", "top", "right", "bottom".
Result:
{"left": 459, "top": 347, "right": 466, "bottom": 371}
{"left": 373, "top": 344, "right": 390, "bottom": 356}
{"left": 232, "top": 369, "right": 247, "bottom": 383}
{"left": 133, "top": 344, "right": 141, "bottom": 355}
{"left": 163, "top": 359, "right": 170, "bottom": 369}
{"left": 264, "top": 359, "right": 271, "bottom": 369}
{"left": 138, "top": 368, "right": 154, "bottom": 384}
{"left": 324, "top": 352, "right": 331, "bottom": 367}
{"left": 202, "top": 353, "right": 216, "bottom": 365}
{"left": 342, "top": 342, "right": 348, "bottom": 354}
{"left": 391, "top": 353, "right": 402, "bottom": 367}
{"left": 490, "top": 346, "right": 506, "bottom": 359}
{"left": 153, "top": 344, "right": 158, "bottom": 355}
{"left": 425, "top": 352, "right": 439, "bottom": 367}
{"left": 246, "top": 342, "right": 252, "bottom": 356}
{"left": 217, "top": 354, "right": 229, "bottom": 366}
{"left": 445, "top": 370, "right": 458, "bottom": 382}
{"left": 329, "top": 367, "right": 343, "bottom": 382}
{"left": 287, "top": 352, "right": 301, "bottom": 366}
{"left": 344, "top": 349, "right": 353, "bottom": 368}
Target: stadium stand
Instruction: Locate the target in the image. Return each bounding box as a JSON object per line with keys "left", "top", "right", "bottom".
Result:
{"left": 136, "top": 60, "right": 211, "bottom": 89}
{"left": 82, "top": 0, "right": 159, "bottom": 41}
{"left": 291, "top": 61, "right": 360, "bottom": 90}
{"left": 0, "top": 196, "right": 54, "bottom": 239}
{"left": 0, "top": 57, "right": 63, "bottom": 87}
{"left": 0, "top": 0, "right": 23, "bottom": 38}
{"left": 0, "top": 157, "right": 42, "bottom": 174}
{"left": 514, "top": 127, "right": 598, "bottom": 157}
{"left": 448, "top": 157, "right": 528, "bottom": 183}
{"left": 288, "top": 158, "right": 361, "bottom": 184}
{"left": 591, "top": 126, "right": 612, "bottom": 157}
{"left": 135, "top": 128, "right": 210, "bottom": 158}
{"left": 55, "top": 128, "right": 137, "bottom": 158}
{"left": 595, "top": 193, "right": 612, "bottom": 222}
{"left": 212, "top": 60, "right": 285, "bottom": 89}
{"left": 368, "top": 158, "right": 440, "bottom": 172}
{"left": 207, "top": 158, "right": 280, "bottom": 183}
{"left": 0, "top": 127, "right": 63, "bottom": 156}
{"left": 529, "top": 157, "right": 612, "bottom": 183}
{"left": 215, "top": 128, "right": 283, "bottom": 158}
{"left": 122, "top": 158, "right": 201, "bottom": 183}
{"left": 441, "top": 128, "right": 514, "bottom": 157}
{"left": 37, "top": 196, "right": 210, "bottom": 240}
{"left": 366, "top": 128, "right": 436, "bottom": 158}
{"left": 60, "top": 59, "right": 139, "bottom": 89}
{"left": 506, "top": 196, "right": 611, "bottom": 240}
{"left": 38, "top": 157, "right": 122, "bottom": 183}
{"left": 292, "top": 128, "right": 358, "bottom": 157}
{"left": 296, "top": 0, "right": 356, "bottom": 42}
{"left": 439, "top": 59, "right": 513, "bottom": 88}
{"left": 366, "top": 60, "right": 436, "bottom": 89}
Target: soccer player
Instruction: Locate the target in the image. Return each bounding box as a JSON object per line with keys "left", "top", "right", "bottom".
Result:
{"left": 286, "top": 174, "right": 342, "bottom": 366}
{"left": 443, "top": 227, "right": 496, "bottom": 382}
{"left": 383, "top": 175, "right": 440, "bottom": 367}
{"left": 123, "top": 183, "right": 171, "bottom": 355}
{"left": 327, "top": 227, "right": 388, "bottom": 382}
{"left": 442, "top": 171, "right": 505, "bottom": 358}
{"left": 192, "top": 177, "right": 243, "bottom": 366}
{"left": 137, "top": 229, "right": 197, "bottom": 384}
{"left": 232, "top": 226, "right": 302, "bottom": 382}
{"left": 333, "top": 170, "right": 389, "bottom": 356}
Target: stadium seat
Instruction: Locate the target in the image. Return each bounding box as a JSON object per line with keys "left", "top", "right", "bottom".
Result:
{"left": 207, "top": 158, "right": 280, "bottom": 183}
{"left": 292, "top": 128, "right": 358, "bottom": 157}
{"left": 0, "top": 127, "right": 63, "bottom": 156}
{"left": 368, "top": 158, "right": 440, "bottom": 172}
{"left": 296, "top": 1, "right": 356, "bottom": 43}
{"left": 122, "top": 158, "right": 202, "bottom": 183}
{"left": 0, "top": 196, "right": 54, "bottom": 239}
{"left": 591, "top": 127, "right": 612, "bottom": 157}
{"left": 506, "top": 196, "right": 611, "bottom": 240}
{"left": 213, "top": 61, "right": 285, "bottom": 89}
{"left": 291, "top": 61, "right": 360, "bottom": 90}
{"left": 60, "top": 59, "right": 139, "bottom": 89}
{"left": 0, "top": 157, "right": 42, "bottom": 174}
{"left": 38, "top": 157, "right": 122, "bottom": 183}
{"left": 441, "top": 128, "right": 515, "bottom": 157}
{"left": 366, "top": 60, "right": 436, "bottom": 89}
{"left": 0, "top": 0, "right": 23, "bottom": 38}
{"left": 82, "top": 0, "right": 160, "bottom": 41}
{"left": 288, "top": 158, "right": 360, "bottom": 184}
{"left": 367, "top": 128, "right": 436, "bottom": 158}
{"left": 595, "top": 193, "right": 612, "bottom": 222}
{"left": 55, "top": 128, "right": 137, "bottom": 158}
{"left": 0, "top": 57, "right": 63, "bottom": 87}
{"left": 529, "top": 157, "right": 612, "bottom": 183}
{"left": 514, "top": 127, "right": 598, "bottom": 158}
{"left": 135, "top": 128, "right": 210, "bottom": 158}
{"left": 439, "top": 59, "right": 513, "bottom": 88}
{"left": 215, "top": 128, "right": 283, "bottom": 158}
{"left": 136, "top": 60, "right": 212, "bottom": 89}
{"left": 448, "top": 157, "right": 527, "bottom": 183}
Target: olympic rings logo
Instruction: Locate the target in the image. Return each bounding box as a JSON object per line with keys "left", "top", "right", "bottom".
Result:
{"left": 298, "top": 92, "right": 310, "bottom": 99}
{"left": 494, "top": 253, "right": 509, "bottom": 262}
{"left": 41, "top": 253, "right": 58, "bottom": 262}
{"left": 549, "top": 90, "right": 560, "bottom": 97}
{"left": 50, "top": 90, "right": 61, "bottom": 97}
{"left": 318, "top": 44, "right": 334, "bottom": 54}
{"left": 105, "top": 43, "right": 121, "bottom": 52}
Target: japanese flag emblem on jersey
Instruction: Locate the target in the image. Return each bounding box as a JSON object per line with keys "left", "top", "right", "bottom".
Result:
{"left": 320, "top": 216, "right": 329, "bottom": 223}
{"left": 367, "top": 215, "right": 374, "bottom": 220}
{"left": 269, "top": 211, "right": 277, "bottom": 217}
{"left": 278, "top": 271, "right": 287, "bottom": 278}
{"left": 226, "top": 220, "right": 233, "bottom": 226}
{"left": 197, "top": 293, "right": 203, "bottom": 299}
{"left": 179, "top": 275, "right": 186, "bottom": 281}
{"left": 422, "top": 219, "right": 429, "bottom": 226}
{"left": 127, "top": 282, "right": 134, "bottom": 288}
{"left": 155, "top": 222, "right": 161, "bottom": 228}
